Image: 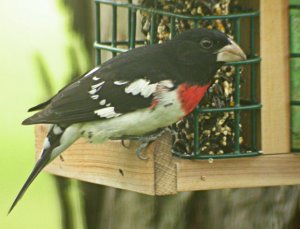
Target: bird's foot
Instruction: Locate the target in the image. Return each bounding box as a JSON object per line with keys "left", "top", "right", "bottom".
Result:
{"left": 135, "top": 141, "right": 150, "bottom": 160}
{"left": 135, "top": 129, "right": 166, "bottom": 160}
{"left": 115, "top": 129, "right": 167, "bottom": 160}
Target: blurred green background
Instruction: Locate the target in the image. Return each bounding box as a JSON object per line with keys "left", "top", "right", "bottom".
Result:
{"left": 0, "top": 1, "right": 88, "bottom": 228}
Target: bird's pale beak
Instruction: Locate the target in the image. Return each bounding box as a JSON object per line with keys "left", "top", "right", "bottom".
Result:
{"left": 217, "top": 38, "right": 246, "bottom": 62}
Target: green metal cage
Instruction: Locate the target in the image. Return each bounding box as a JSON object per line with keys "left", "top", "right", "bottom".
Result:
{"left": 290, "top": 4, "right": 300, "bottom": 152}
{"left": 94, "top": 0, "right": 262, "bottom": 159}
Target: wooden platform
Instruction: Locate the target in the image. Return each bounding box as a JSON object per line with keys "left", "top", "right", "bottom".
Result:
{"left": 36, "top": 125, "right": 300, "bottom": 195}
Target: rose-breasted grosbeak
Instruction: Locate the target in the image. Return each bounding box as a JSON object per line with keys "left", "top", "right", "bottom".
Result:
{"left": 9, "top": 28, "right": 246, "bottom": 213}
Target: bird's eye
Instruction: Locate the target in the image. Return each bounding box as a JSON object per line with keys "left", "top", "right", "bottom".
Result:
{"left": 200, "top": 39, "right": 213, "bottom": 49}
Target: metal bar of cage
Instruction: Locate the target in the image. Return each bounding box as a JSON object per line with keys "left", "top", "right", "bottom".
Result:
{"left": 95, "top": 1, "right": 101, "bottom": 64}
{"left": 170, "top": 17, "right": 176, "bottom": 38}
{"left": 250, "top": 16, "right": 258, "bottom": 150}
{"left": 112, "top": 4, "right": 117, "bottom": 56}
{"left": 129, "top": 9, "right": 137, "bottom": 49}
{"left": 290, "top": 4, "right": 300, "bottom": 9}
{"left": 94, "top": 0, "right": 262, "bottom": 159}
{"left": 233, "top": 19, "right": 241, "bottom": 154}
{"left": 150, "top": 13, "right": 156, "bottom": 45}
{"left": 127, "top": 0, "right": 132, "bottom": 49}
{"left": 289, "top": 4, "right": 300, "bottom": 152}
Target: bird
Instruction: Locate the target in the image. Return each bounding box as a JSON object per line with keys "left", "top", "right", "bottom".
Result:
{"left": 9, "top": 28, "right": 246, "bottom": 213}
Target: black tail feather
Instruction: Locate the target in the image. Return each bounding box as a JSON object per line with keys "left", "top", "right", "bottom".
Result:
{"left": 8, "top": 124, "right": 77, "bottom": 214}
{"left": 8, "top": 124, "right": 65, "bottom": 214}
{"left": 8, "top": 153, "right": 51, "bottom": 214}
{"left": 27, "top": 99, "right": 52, "bottom": 112}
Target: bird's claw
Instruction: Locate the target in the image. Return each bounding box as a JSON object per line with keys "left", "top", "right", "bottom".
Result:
{"left": 121, "top": 139, "right": 130, "bottom": 149}
{"left": 135, "top": 141, "right": 149, "bottom": 160}
{"left": 135, "top": 129, "right": 166, "bottom": 160}
{"left": 117, "top": 129, "right": 166, "bottom": 160}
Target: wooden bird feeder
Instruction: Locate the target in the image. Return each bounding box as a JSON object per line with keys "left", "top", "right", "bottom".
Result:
{"left": 35, "top": 0, "right": 300, "bottom": 195}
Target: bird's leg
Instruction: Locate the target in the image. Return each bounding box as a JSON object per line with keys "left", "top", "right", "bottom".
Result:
{"left": 114, "top": 129, "right": 167, "bottom": 160}
{"left": 135, "top": 129, "right": 166, "bottom": 160}
{"left": 135, "top": 141, "right": 150, "bottom": 160}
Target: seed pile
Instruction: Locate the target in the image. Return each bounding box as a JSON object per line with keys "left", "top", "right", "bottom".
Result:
{"left": 141, "top": 0, "right": 233, "bottom": 43}
{"left": 140, "top": 0, "right": 251, "bottom": 156}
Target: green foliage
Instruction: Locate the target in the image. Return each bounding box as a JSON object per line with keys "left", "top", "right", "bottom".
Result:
{"left": 0, "top": 0, "right": 88, "bottom": 228}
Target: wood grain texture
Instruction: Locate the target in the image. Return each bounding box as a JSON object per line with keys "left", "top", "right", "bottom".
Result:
{"left": 35, "top": 125, "right": 300, "bottom": 195}
{"left": 35, "top": 125, "right": 178, "bottom": 195}
{"left": 153, "top": 132, "right": 177, "bottom": 195}
{"left": 36, "top": 125, "right": 157, "bottom": 195}
{"left": 260, "top": 0, "right": 290, "bottom": 153}
{"left": 175, "top": 153, "right": 300, "bottom": 192}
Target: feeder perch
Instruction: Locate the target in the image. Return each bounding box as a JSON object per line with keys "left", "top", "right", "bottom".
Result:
{"left": 36, "top": 124, "right": 300, "bottom": 195}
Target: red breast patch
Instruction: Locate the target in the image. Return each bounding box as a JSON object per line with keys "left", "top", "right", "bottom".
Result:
{"left": 178, "top": 83, "right": 210, "bottom": 115}
{"left": 150, "top": 99, "right": 159, "bottom": 109}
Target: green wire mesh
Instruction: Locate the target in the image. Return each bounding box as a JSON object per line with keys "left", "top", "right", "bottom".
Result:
{"left": 290, "top": 4, "right": 300, "bottom": 152}
{"left": 94, "top": 0, "right": 262, "bottom": 159}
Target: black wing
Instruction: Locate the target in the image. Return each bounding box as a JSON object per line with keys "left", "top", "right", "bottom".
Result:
{"left": 23, "top": 43, "right": 178, "bottom": 125}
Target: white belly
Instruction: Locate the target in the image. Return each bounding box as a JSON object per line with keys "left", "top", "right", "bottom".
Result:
{"left": 80, "top": 90, "right": 184, "bottom": 143}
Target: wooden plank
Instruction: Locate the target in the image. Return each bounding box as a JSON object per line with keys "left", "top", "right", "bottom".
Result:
{"left": 153, "top": 133, "right": 177, "bottom": 195}
{"left": 35, "top": 125, "right": 178, "bottom": 195}
{"left": 36, "top": 125, "right": 300, "bottom": 194}
{"left": 260, "top": 0, "right": 290, "bottom": 153}
{"left": 35, "top": 125, "right": 158, "bottom": 195}
{"left": 176, "top": 153, "right": 300, "bottom": 192}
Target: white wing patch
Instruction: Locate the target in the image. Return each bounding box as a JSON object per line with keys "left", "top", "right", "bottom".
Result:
{"left": 159, "top": 80, "right": 174, "bottom": 89}
{"left": 91, "top": 95, "right": 99, "bottom": 100}
{"left": 125, "top": 79, "right": 157, "bottom": 98}
{"left": 84, "top": 66, "right": 100, "bottom": 78}
{"left": 154, "top": 80, "right": 174, "bottom": 97}
{"left": 91, "top": 81, "right": 105, "bottom": 89}
{"left": 99, "top": 99, "right": 106, "bottom": 105}
{"left": 114, "top": 81, "right": 128, "bottom": 85}
{"left": 89, "top": 81, "right": 105, "bottom": 95}
{"left": 94, "top": 107, "right": 121, "bottom": 118}
{"left": 93, "top": 76, "right": 100, "bottom": 81}
{"left": 89, "top": 78, "right": 174, "bottom": 119}
{"left": 89, "top": 89, "right": 96, "bottom": 95}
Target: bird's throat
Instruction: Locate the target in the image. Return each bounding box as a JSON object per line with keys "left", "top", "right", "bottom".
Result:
{"left": 178, "top": 83, "right": 210, "bottom": 115}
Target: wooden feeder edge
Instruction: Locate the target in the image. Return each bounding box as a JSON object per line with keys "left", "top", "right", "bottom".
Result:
{"left": 35, "top": 125, "right": 300, "bottom": 195}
